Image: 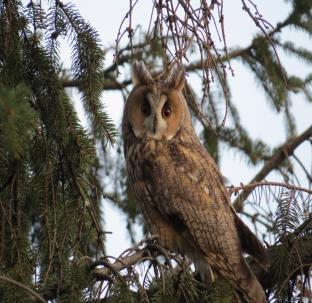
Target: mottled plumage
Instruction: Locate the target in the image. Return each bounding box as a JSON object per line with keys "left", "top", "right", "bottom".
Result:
{"left": 122, "top": 61, "right": 268, "bottom": 303}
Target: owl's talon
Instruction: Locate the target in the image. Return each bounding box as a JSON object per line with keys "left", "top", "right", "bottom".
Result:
{"left": 145, "top": 235, "right": 159, "bottom": 243}
{"left": 143, "top": 239, "right": 173, "bottom": 267}
{"left": 143, "top": 235, "right": 161, "bottom": 255}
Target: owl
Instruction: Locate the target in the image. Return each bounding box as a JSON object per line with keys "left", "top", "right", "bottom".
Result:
{"left": 122, "top": 60, "right": 268, "bottom": 303}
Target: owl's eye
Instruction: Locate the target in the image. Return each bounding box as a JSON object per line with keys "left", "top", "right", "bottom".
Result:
{"left": 162, "top": 102, "right": 172, "bottom": 119}
{"left": 141, "top": 100, "right": 151, "bottom": 116}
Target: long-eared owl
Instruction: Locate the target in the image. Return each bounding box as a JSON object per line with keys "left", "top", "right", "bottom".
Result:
{"left": 122, "top": 61, "right": 268, "bottom": 303}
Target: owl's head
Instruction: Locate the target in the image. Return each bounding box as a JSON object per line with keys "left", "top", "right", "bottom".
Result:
{"left": 123, "top": 61, "right": 193, "bottom": 141}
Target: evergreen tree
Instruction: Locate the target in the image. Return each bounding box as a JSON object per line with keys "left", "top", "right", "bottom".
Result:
{"left": 0, "top": 0, "right": 311, "bottom": 302}
{"left": 0, "top": 0, "right": 115, "bottom": 301}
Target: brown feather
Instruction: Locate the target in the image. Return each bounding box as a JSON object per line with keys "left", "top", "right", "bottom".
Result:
{"left": 234, "top": 213, "right": 269, "bottom": 269}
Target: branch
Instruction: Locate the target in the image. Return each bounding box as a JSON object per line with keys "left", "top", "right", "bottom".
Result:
{"left": 241, "top": 0, "right": 287, "bottom": 85}
{"left": 92, "top": 237, "right": 175, "bottom": 280}
{"left": 185, "top": 46, "right": 252, "bottom": 72}
{"left": 61, "top": 16, "right": 290, "bottom": 92}
{"left": 62, "top": 79, "right": 131, "bottom": 90}
{"left": 250, "top": 236, "right": 312, "bottom": 291}
{"left": 228, "top": 181, "right": 312, "bottom": 196}
{"left": 93, "top": 249, "right": 146, "bottom": 280}
{"left": 233, "top": 125, "right": 312, "bottom": 212}
{"left": 62, "top": 46, "right": 250, "bottom": 91}
{"left": 92, "top": 233, "right": 312, "bottom": 295}
{"left": 251, "top": 215, "right": 312, "bottom": 292}
{"left": 0, "top": 275, "right": 47, "bottom": 303}
{"left": 292, "top": 214, "right": 312, "bottom": 237}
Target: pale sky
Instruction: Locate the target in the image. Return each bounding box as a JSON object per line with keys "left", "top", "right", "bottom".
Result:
{"left": 57, "top": 0, "right": 312, "bottom": 257}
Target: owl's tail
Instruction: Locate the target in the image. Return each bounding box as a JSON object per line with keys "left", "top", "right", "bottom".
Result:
{"left": 235, "top": 260, "right": 267, "bottom": 303}
{"left": 207, "top": 256, "right": 267, "bottom": 303}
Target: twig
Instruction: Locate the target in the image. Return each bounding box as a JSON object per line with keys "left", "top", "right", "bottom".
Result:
{"left": 241, "top": 0, "right": 287, "bottom": 85}
{"left": 292, "top": 153, "right": 312, "bottom": 183}
{"left": 292, "top": 215, "right": 312, "bottom": 237}
{"left": 113, "top": 0, "right": 139, "bottom": 75}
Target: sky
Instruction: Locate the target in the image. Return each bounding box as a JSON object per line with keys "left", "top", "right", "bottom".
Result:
{"left": 55, "top": 0, "right": 312, "bottom": 257}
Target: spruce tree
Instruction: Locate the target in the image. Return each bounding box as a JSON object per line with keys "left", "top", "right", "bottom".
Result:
{"left": 0, "top": 0, "right": 115, "bottom": 301}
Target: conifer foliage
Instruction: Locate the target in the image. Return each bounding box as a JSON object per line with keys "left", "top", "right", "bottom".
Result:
{"left": 0, "top": 0, "right": 115, "bottom": 301}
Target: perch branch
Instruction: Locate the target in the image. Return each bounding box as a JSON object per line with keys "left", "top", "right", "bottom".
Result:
{"left": 92, "top": 234, "right": 312, "bottom": 293}
{"left": 93, "top": 249, "right": 146, "bottom": 280}
{"left": 93, "top": 237, "right": 174, "bottom": 280}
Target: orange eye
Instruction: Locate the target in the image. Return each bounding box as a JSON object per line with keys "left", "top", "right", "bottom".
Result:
{"left": 141, "top": 101, "right": 151, "bottom": 116}
{"left": 162, "top": 103, "right": 172, "bottom": 119}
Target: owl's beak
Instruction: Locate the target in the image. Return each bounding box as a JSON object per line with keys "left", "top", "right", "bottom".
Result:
{"left": 152, "top": 115, "right": 157, "bottom": 134}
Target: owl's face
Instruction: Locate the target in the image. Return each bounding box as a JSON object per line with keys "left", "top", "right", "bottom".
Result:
{"left": 124, "top": 61, "right": 190, "bottom": 141}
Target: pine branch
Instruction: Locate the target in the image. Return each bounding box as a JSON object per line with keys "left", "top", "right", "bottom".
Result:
{"left": 233, "top": 125, "right": 312, "bottom": 211}
{"left": 273, "top": 190, "right": 301, "bottom": 238}
{"left": 218, "top": 126, "right": 270, "bottom": 164}
{"left": 56, "top": 0, "right": 117, "bottom": 144}
{"left": 292, "top": 214, "right": 312, "bottom": 237}
{"left": 250, "top": 235, "right": 312, "bottom": 292}
{"left": 0, "top": 275, "right": 47, "bottom": 303}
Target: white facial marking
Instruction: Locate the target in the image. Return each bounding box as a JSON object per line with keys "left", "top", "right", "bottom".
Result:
{"left": 143, "top": 94, "right": 169, "bottom": 139}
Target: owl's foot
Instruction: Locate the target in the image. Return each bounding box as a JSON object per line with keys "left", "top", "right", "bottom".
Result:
{"left": 136, "top": 235, "right": 159, "bottom": 248}
{"left": 141, "top": 236, "right": 175, "bottom": 268}
{"left": 145, "top": 234, "right": 159, "bottom": 243}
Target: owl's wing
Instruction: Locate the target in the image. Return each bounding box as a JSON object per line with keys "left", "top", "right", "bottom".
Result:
{"left": 142, "top": 140, "right": 268, "bottom": 266}
{"left": 234, "top": 211, "right": 268, "bottom": 268}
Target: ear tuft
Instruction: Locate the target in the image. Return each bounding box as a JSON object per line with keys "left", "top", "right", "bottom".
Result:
{"left": 166, "top": 64, "right": 185, "bottom": 91}
{"left": 132, "top": 60, "right": 153, "bottom": 86}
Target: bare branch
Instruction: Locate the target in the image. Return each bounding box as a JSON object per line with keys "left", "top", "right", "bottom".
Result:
{"left": 228, "top": 181, "right": 312, "bottom": 196}
{"left": 92, "top": 236, "right": 180, "bottom": 281}
{"left": 93, "top": 249, "right": 146, "bottom": 280}
{"left": 62, "top": 79, "right": 131, "bottom": 90}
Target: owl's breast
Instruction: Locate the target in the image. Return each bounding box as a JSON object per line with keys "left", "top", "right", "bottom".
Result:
{"left": 126, "top": 139, "right": 163, "bottom": 177}
{"left": 126, "top": 139, "right": 174, "bottom": 205}
{"left": 128, "top": 136, "right": 231, "bottom": 213}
